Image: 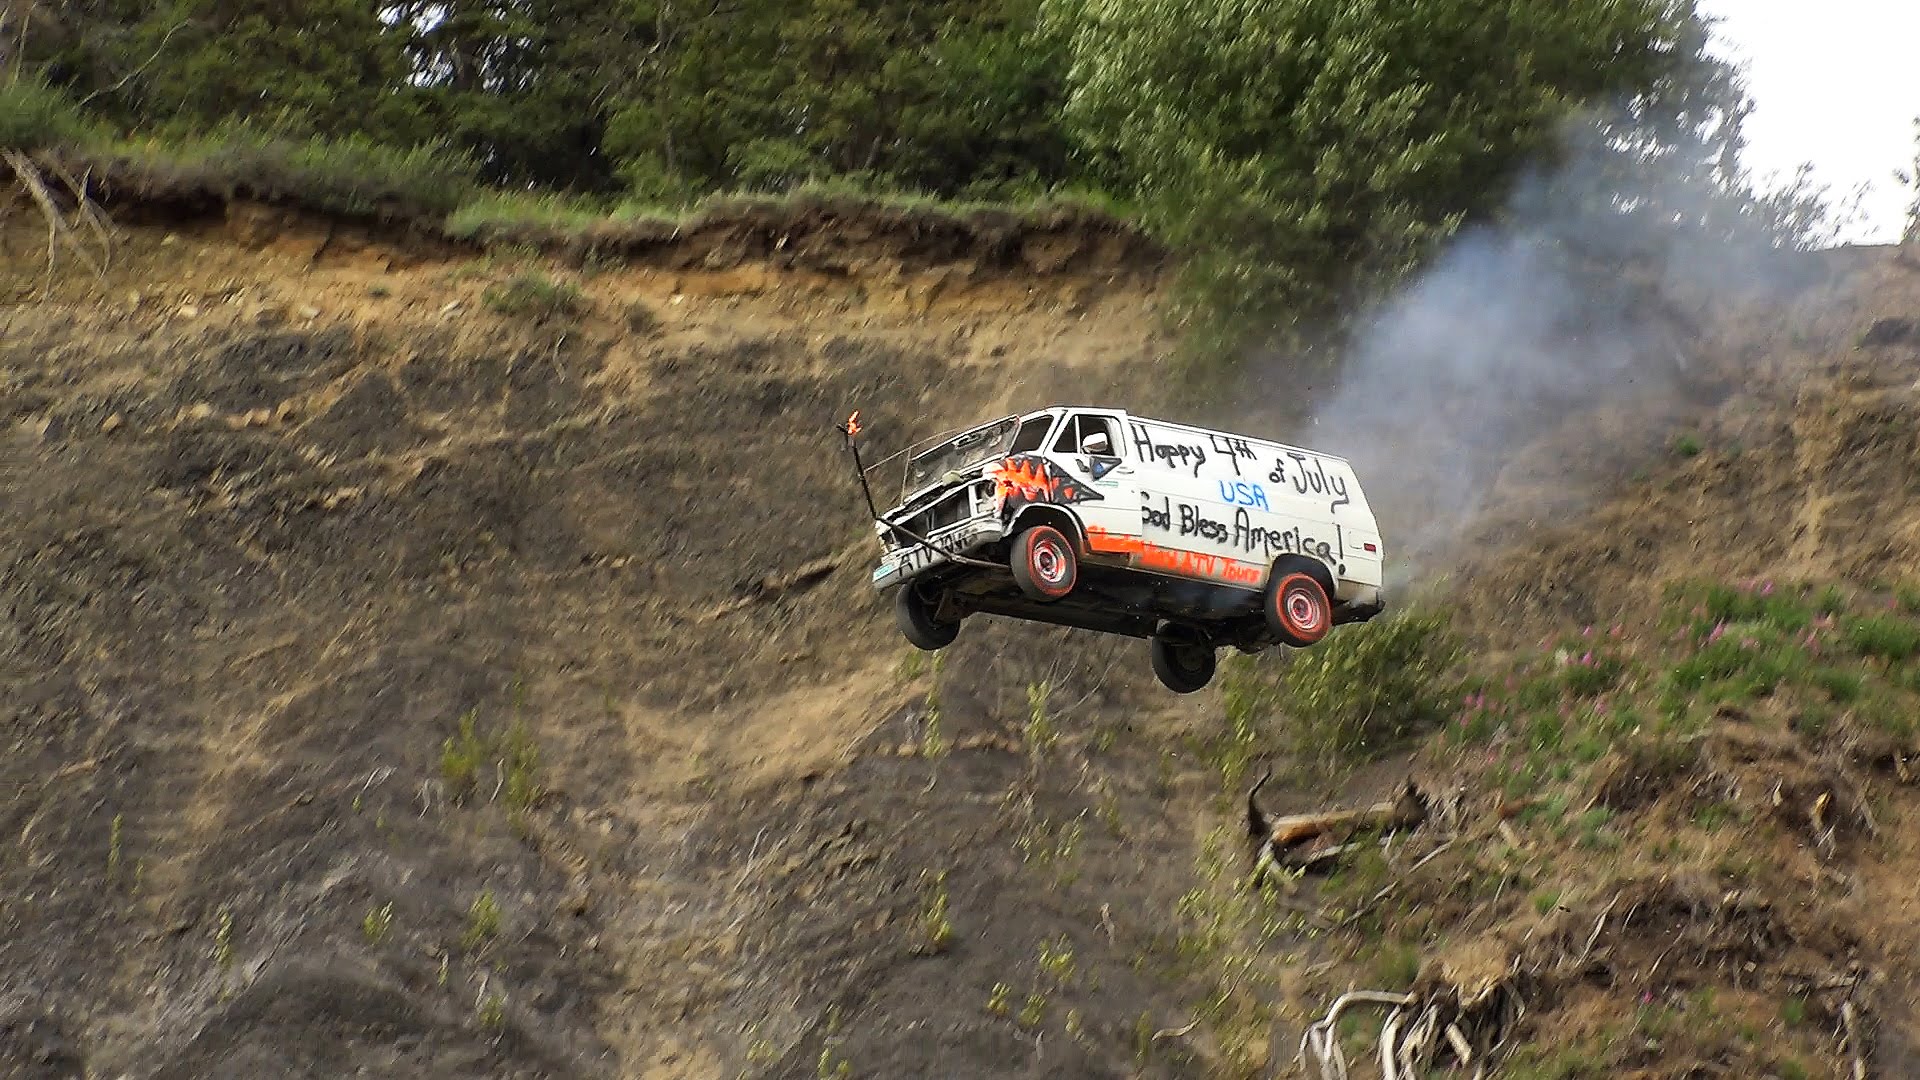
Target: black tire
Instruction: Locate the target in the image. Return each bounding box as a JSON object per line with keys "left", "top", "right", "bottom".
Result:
{"left": 1150, "top": 636, "right": 1217, "bottom": 694}
{"left": 1010, "top": 524, "right": 1078, "bottom": 601}
{"left": 1265, "top": 570, "right": 1333, "bottom": 648}
{"left": 895, "top": 584, "right": 960, "bottom": 650}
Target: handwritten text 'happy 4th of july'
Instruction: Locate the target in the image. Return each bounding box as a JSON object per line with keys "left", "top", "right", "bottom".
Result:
{"left": 1128, "top": 422, "right": 1352, "bottom": 513}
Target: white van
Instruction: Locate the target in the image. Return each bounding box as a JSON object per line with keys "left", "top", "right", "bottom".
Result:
{"left": 849, "top": 406, "right": 1387, "bottom": 693}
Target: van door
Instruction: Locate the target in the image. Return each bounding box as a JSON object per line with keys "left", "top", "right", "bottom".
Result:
{"left": 1044, "top": 411, "right": 1136, "bottom": 554}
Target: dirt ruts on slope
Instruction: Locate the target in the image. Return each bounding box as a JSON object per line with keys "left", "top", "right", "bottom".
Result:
{"left": 1, "top": 207, "right": 1201, "bottom": 1078}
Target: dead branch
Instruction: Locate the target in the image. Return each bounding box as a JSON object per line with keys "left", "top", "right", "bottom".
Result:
{"left": 1840, "top": 997, "right": 1869, "bottom": 1080}
{"left": 1398, "top": 1003, "right": 1442, "bottom": 1079}
{"left": 1150, "top": 1019, "right": 1198, "bottom": 1042}
{"left": 1261, "top": 782, "right": 1428, "bottom": 849}
{"left": 44, "top": 157, "right": 114, "bottom": 267}
{"left": 1378, "top": 1005, "right": 1406, "bottom": 1080}
{"left": 1299, "top": 990, "right": 1415, "bottom": 1080}
{"left": 1248, "top": 774, "right": 1430, "bottom": 884}
{"left": 76, "top": 21, "right": 186, "bottom": 110}
{"left": 4, "top": 149, "right": 110, "bottom": 294}
{"left": 1572, "top": 891, "right": 1622, "bottom": 970}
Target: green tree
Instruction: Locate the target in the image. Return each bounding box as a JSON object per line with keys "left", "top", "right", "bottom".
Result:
{"left": 384, "top": 0, "right": 626, "bottom": 188}
{"left": 603, "top": 0, "right": 1073, "bottom": 200}
{"left": 25, "top": 0, "right": 1081, "bottom": 203}
{"left": 56, "top": 0, "right": 428, "bottom": 142}
{"left": 1041, "top": 0, "right": 1739, "bottom": 363}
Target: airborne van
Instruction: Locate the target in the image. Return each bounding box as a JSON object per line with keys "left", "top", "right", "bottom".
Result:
{"left": 852, "top": 406, "right": 1387, "bottom": 693}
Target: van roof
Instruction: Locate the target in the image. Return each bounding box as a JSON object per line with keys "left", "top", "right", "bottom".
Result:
{"left": 1033, "top": 405, "right": 1356, "bottom": 469}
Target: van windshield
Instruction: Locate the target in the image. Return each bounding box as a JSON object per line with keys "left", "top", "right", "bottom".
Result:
{"left": 903, "top": 415, "right": 1020, "bottom": 492}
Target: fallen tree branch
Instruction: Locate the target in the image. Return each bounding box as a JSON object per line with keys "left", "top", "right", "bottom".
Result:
{"left": 43, "top": 157, "right": 115, "bottom": 270}
{"left": 4, "top": 149, "right": 110, "bottom": 295}
{"left": 1571, "top": 891, "right": 1622, "bottom": 970}
{"left": 1378, "top": 1006, "right": 1407, "bottom": 1080}
{"left": 1301, "top": 971, "right": 1529, "bottom": 1080}
{"left": 1246, "top": 771, "right": 1430, "bottom": 886}
{"left": 1258, "top": 783, "right": 1428, "bottom": 849}
{"left": 1299, "top": 990, "right": 1416, "bottom": 1080}
{"left": 1841, "top": 997, "right": 1869, "bottom": 1080}
{"left": 1150, "top": 1019, "right": 1198, "bottom": 1042}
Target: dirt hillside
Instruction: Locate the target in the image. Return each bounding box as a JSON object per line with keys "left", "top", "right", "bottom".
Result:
{"left": 5, "top": 191, "right": 1920, "bottom": 1080}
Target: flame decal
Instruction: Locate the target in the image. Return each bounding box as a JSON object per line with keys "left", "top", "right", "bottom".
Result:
{"left": 845, "top": 411, "right": 862, "bottom": 438}
{"left": 988, "top": 454, "right": 1105, "bottom": 511}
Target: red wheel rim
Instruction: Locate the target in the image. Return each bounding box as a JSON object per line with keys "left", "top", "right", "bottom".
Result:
{"left": 1279, "top": 576, "right": 1327, "bottom": 636}
{"left": 1031, "top": 537, "right": 1068, "bottom": 586}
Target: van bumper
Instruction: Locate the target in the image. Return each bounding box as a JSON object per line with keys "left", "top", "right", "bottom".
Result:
{"left": 870, "top": 517, "right": 1004, "bottom": 591}
{"left": 1335, "top": 585, "right": 1386, "bottom": 625}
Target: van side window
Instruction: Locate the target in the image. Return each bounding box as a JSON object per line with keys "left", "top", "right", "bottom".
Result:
{"left": 1084, "top": 416, "right": 1119, "bottom": 455}
{"left": 1009, "top": 416, "right": 1053, "bottom": 454}
{"left": 1054, "top": 414, "right": 1119, "bottom": 455}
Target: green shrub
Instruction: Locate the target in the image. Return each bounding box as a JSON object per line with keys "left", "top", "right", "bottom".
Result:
{"left": 0, "top": 80, "right": 109, "bottom": 151}
{"left": 1279, "top": 608, "right": 1461, "bottom": 763}
{"left": 499, "top": 719, "right": 543, "bottom": 811}
{"left": 441, "top": 709, "right": 543, "bottom": 808}
{"left": 79, "top": 127, "right": 476, "bottom": 220}
{"left": 462, "top": 890, "right": 502, "bottom": 950}
{"left": 1685, "top": 583, "right": 1813, "bottom": 635}
{"left": 1562, "top": 653, "right": 1625, "bottom": 697}
{"left": 1846, "top": 615, "right": 1920, "bottom": 661}
{"left": 446, "top": 192, "right": 614, "bottom": 240}
{"left": 1856, "top": 694, "right": 1917, "bottom": 740}
{"left": 483, "top": 271, "right": 585, "bottom": 320}
{"left": 440, "top": 710, "right": 488, "bottom": 800}
{"left": 1895, "top": 583, "right": 1920, "bottom": 615}
{"left": 1669, "top": 626, "right": 1802, "bottom": 700}
{"left": 1810, "top": 668, "right": 1864, "bottom": 703}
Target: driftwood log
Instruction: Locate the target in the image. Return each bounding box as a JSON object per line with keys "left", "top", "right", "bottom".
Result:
{"left": 1246, "top": 769, "right": 1429, "bottom": 886}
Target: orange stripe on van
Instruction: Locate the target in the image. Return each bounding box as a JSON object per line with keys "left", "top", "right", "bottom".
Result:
{"left": 1085, "top": 527, "right": 1145, "bottom": 555}
{"left": 1086, "top": 527, "right": 1266, "bottom": 588}
{"left": 1137, "top": 544, "right": 1266, "bottom": 587}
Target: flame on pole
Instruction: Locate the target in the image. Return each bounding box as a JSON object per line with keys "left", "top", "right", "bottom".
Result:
{"left": 837, "top": 409, "right": 881, "bottom": 524}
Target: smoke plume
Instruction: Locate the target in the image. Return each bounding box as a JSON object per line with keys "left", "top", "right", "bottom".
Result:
{"left": 1258, "top": 117, "right": 1834, "bottom": 587}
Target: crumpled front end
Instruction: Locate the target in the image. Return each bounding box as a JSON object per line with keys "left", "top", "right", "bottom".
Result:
{"left": 869, "top": 473, "right": 1004, "bottom": 589}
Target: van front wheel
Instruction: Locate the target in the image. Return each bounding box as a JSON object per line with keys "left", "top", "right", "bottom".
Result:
{"left": 1150, "top": 636, "right": 1217, "bottom": 694}
{"left": 1011, "top": 525, "right": 1077, "bottom": 601}
{"left": 895, "top": 584, "right": 960, "bottom": 650}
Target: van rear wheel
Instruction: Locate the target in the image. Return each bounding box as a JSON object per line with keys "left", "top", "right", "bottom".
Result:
{"left": 1150, "top": 636, "right": 1217, "bottom": 694}
{"left": 1266, "top": 570, "right": 1332, "bottom": 647}
{"left": 895, "top": 584, "right": 960, "bottom": 650}
{"left": 1011, "top": 525, "right": 1078, "bottom": 601}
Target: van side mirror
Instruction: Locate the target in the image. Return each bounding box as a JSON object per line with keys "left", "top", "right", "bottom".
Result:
{"left": 1082, "top": 432, "right": 1112, "bottom": 455}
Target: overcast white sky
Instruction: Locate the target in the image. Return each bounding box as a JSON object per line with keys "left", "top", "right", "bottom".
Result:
{"left": 1697, "top": 0, "right": 1919, "bottom": 245}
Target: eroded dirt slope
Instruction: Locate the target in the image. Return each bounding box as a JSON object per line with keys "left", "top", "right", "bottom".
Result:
{"left": 8, "top": 192, "right": 1920, "bottom": 1080}
{"left": 2, "top": 200, "right": 1211, "bottom": 1079}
